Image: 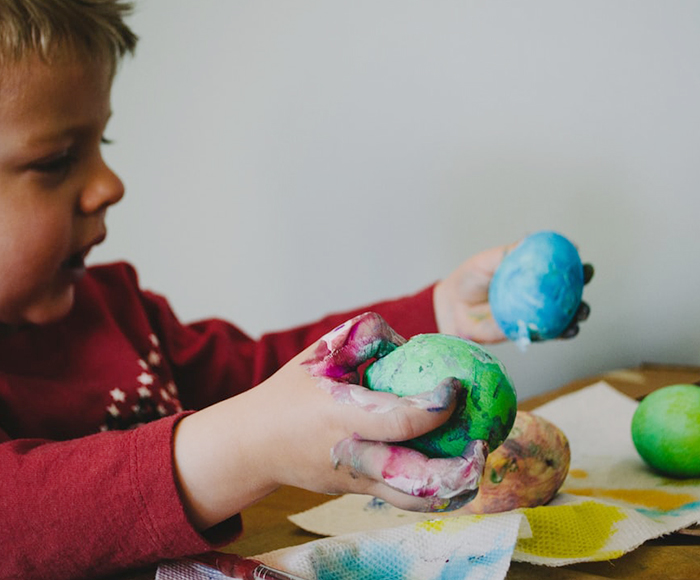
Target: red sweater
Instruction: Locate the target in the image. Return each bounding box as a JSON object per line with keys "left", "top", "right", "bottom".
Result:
{"left": 0, "top": 262, "right": 438, "bottom": 580}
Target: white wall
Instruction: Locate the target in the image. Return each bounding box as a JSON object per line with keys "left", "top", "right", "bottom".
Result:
{"left": 95, "top": 0, "right": 700, "bottom": 401}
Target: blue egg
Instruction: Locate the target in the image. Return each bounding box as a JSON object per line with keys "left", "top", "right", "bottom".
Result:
{"left": 489, "top": 231, "right": 584, "bottom": 343}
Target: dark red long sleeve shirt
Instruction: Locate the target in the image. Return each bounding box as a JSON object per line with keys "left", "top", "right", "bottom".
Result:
{"left": 0, "top": 262, "right": 437, "bottom": 579}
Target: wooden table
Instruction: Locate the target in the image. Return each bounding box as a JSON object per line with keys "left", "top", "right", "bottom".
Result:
{"left": 118, "top": 364, "right": 700, "bottom": 579}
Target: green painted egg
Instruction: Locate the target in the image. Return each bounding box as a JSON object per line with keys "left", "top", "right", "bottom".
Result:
{"left": 363, "top": 333, "right": 517, "bottom": 458}
{"left": 631, "top": 384, "right": 700, "bottom": 478}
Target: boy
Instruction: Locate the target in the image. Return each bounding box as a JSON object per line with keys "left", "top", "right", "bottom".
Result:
{"left": 0, "top": 2, "right": 589, "bottom": 579}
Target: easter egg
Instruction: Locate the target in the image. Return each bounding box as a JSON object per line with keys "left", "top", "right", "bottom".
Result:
{"left": 459, "top": 411, "right": 570, "bottom": 514}
{"left": 489, "top": 231, "right": 584, "bottom": 343}
{"left": 631, "top": 384, "right": 700, "bottom": 478}
{"left": 363, "top": 333, "right": 517, "bottom": 458}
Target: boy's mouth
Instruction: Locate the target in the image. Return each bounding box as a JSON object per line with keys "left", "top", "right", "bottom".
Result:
{"left": 62, "top": 250, "right": 86, "bottom": 271}
{"left": 61, "top": 250, "right": 88, "bottom": 282}
{"left": 61, "top": 234, "right": 105, "bottom": 276}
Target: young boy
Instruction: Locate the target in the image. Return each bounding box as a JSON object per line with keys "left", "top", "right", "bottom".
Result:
{"left": 0, "top": 2, "right": 590, "bottom": 579}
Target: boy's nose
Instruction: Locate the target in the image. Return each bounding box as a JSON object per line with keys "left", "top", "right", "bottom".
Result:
{"left": 79, "top": 158, "right": 125, "bottom": 214}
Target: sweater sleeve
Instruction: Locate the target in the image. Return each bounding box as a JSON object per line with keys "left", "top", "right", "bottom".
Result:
{"left": 140, "top": 282, "right": 439, "bottom": 409}
{"left": 0, "top": 264, "right": 439, "bottom": 579}
{"left": 0, "top": 414, "right": 236, "bottom": 580}
{"left": 253, "top": 284, "right": 439, "bottom": 381}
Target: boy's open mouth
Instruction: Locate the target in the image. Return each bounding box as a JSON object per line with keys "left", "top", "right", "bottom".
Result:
{"left": 62, "top": 234, "right": 105, "bottom": 274}
{"left": 62, "top": 251, "right": 86, "bottom": 271}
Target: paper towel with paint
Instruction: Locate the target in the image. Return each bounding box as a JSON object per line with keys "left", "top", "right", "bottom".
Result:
{"left": 256, "top": 512, "right": 524, "bottom": 580}
{"left": 288, "top": 382, "right": 700, "bottom": 566}
{"left": 157, "top": 512, "right": 525, "bottom": 580}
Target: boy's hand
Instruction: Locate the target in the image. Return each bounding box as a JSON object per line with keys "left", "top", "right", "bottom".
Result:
{"left": 174, "top": 313, "right": 485, "bottom": 531}
{"left": 297, "top": 312, "right": 485, "bottom": 512}
{"left": 433, "top": 242, "right": 593, "bottom": 344}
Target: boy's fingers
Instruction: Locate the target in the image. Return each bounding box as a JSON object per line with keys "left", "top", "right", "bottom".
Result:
{"left": 302, "top": 312, "right": 406, "bottom": 381}
{"left": 576, "top": 301, "right": 591, "bottom": 322}
{"left": 471, "top": 241, "right": 520, "bottom": 277}
{"left": 557, "top": 301, "right": 591, "bottom": 340}
{"left": 331, "top": 438, "right": 487, "bottom": 506}
{"left": 366, "top": 482, "right": 479, "bottom": 513}
{"left": 459, "top": 303, "right": 506, "bottom": 344}
{"left": 319, "top": 377, "right": 461, "bottom": 443}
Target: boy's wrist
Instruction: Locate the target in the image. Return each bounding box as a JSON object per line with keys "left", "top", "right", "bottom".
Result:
{"left": 172, "top": 397, "right": 279, "bottom": 531}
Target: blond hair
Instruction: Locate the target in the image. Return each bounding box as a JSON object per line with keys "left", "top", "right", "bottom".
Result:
{"left": 0, "top": 0, "right": 137, "bottom": 68}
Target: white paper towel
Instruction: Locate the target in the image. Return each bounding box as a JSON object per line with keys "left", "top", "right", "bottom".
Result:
{"left": 158, "top": 382, "right": 700, "bottom": 578}
{"left": 287, "top": 382, "right": 700, "bottom": 566}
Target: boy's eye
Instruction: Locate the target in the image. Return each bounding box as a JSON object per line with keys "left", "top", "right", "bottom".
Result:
{"left": 101, "top": 136, "right": 114, "bottom": 145}
{"left": 30, "top": 151, "right": 76, "bottom": 175}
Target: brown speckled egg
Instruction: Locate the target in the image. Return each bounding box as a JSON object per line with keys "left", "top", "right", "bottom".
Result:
{"left": 459, "top": 410, "right": 570, "bottom": 514}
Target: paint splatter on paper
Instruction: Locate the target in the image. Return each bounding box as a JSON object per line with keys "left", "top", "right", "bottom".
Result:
{"left": 516, "top": 501, "right": 627, "bottom": 561}
{"left": 286, "top": 383, "right": 700, "bottom": 569}
{"left": 158, "top": 383, "right": 700, "bottom": 580}
{"left": 259, "top": 513, "right": 523, "bottom": 580}
{"left": 564, "top": 487, "right": 698, "bottom": 511}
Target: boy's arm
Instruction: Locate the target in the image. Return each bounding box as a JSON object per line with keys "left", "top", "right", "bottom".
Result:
{"left": 172, "top": 313, "right": 481, "bottom": 531}
{"left": 140, "top": 282, "right": 438, "bottom": 409}
{"left": 0, "top": 417, "right": 226, "bottom": 580}
{"left": 252, "top": 284, "right": 439, "bottom": 380}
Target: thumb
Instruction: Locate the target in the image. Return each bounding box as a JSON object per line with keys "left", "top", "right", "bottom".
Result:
{"left": 334, "top": 377, "right": 461, "bottom": 443}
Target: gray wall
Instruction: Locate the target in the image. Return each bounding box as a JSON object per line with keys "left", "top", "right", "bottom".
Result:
{"left": 95, "top": 0, "right": 700, "bottom": 401}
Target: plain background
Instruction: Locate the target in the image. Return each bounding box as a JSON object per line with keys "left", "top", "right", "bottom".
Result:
{"left": 95, "top": 0, "right": 700, "bottom": 401}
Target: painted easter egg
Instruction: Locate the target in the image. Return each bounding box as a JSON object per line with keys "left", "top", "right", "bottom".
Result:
{"left": 489, "top": 231, "right": 584, "bottom": 343}
{"left": 459, "top": 411, "right": 570, "bottom": 514}
{"left": 363, "top": 333, "right": 517, "bottom": 458}
{"left": 631, "top": 384, "right": 700, "bottom": 478}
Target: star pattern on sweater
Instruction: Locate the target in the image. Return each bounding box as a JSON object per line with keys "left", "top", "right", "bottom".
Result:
{"left": 101, "top": 333, "right": 184, "bottom": 431}
{"left": 148, "top": 350, "right": 161, "bottom": 367}
{"left": 110, "top": 388, "right": 126, "bottom": 402}
{"left": 137, "top": 372, "right": 154, "bottom": 386}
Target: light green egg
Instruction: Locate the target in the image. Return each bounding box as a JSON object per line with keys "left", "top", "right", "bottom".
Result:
{"left": 363, "top": 333, "right": 517, "bottom": 458}
{"left": 631, "top": 384, "right": 700, "bottom": 478}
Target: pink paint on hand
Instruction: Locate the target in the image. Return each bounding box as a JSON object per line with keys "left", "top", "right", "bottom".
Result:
{"left": 381, "top": 439, "right": 487, "bottom": 497}
{"left": 303, "top": 313, "right": 484, "bottom": 511}
{"left": 303, "top": 312, "right": 405, "bottom": 382}
{"left": 332, "top": 437, "right": 488, "bottom": 511}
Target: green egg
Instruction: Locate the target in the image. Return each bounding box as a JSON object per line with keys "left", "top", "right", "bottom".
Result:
{"left": 631, "top": 384, "right": 700, "bottom": 478}
{"left": 363, "top": 333, "right": 517, "bottom": 458}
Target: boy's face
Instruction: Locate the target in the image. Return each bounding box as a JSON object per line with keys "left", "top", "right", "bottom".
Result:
{"left": 0, "top": 55, "right": 124, "bottom": 327}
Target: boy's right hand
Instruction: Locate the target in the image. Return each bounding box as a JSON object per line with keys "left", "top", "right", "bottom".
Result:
{"left": 289, "top": 312, "right": 485, "bottom": 511}
{"left": 173, "top": 313, "right": 485, "bottom": 531}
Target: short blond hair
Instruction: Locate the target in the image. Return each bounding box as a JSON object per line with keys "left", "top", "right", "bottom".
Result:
{"left": 0, "top": 0, "right": 137, "bottom": 68}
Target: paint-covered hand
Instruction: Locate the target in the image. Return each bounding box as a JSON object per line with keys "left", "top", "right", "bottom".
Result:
{"left": 433, "top": 242, "right": 593, "bottom": 344}
{"left": 173, "top": 313, "right": 484, "bottom": 531}
{"left": 281, "top": 312, "right": 485, "bottom": 512}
